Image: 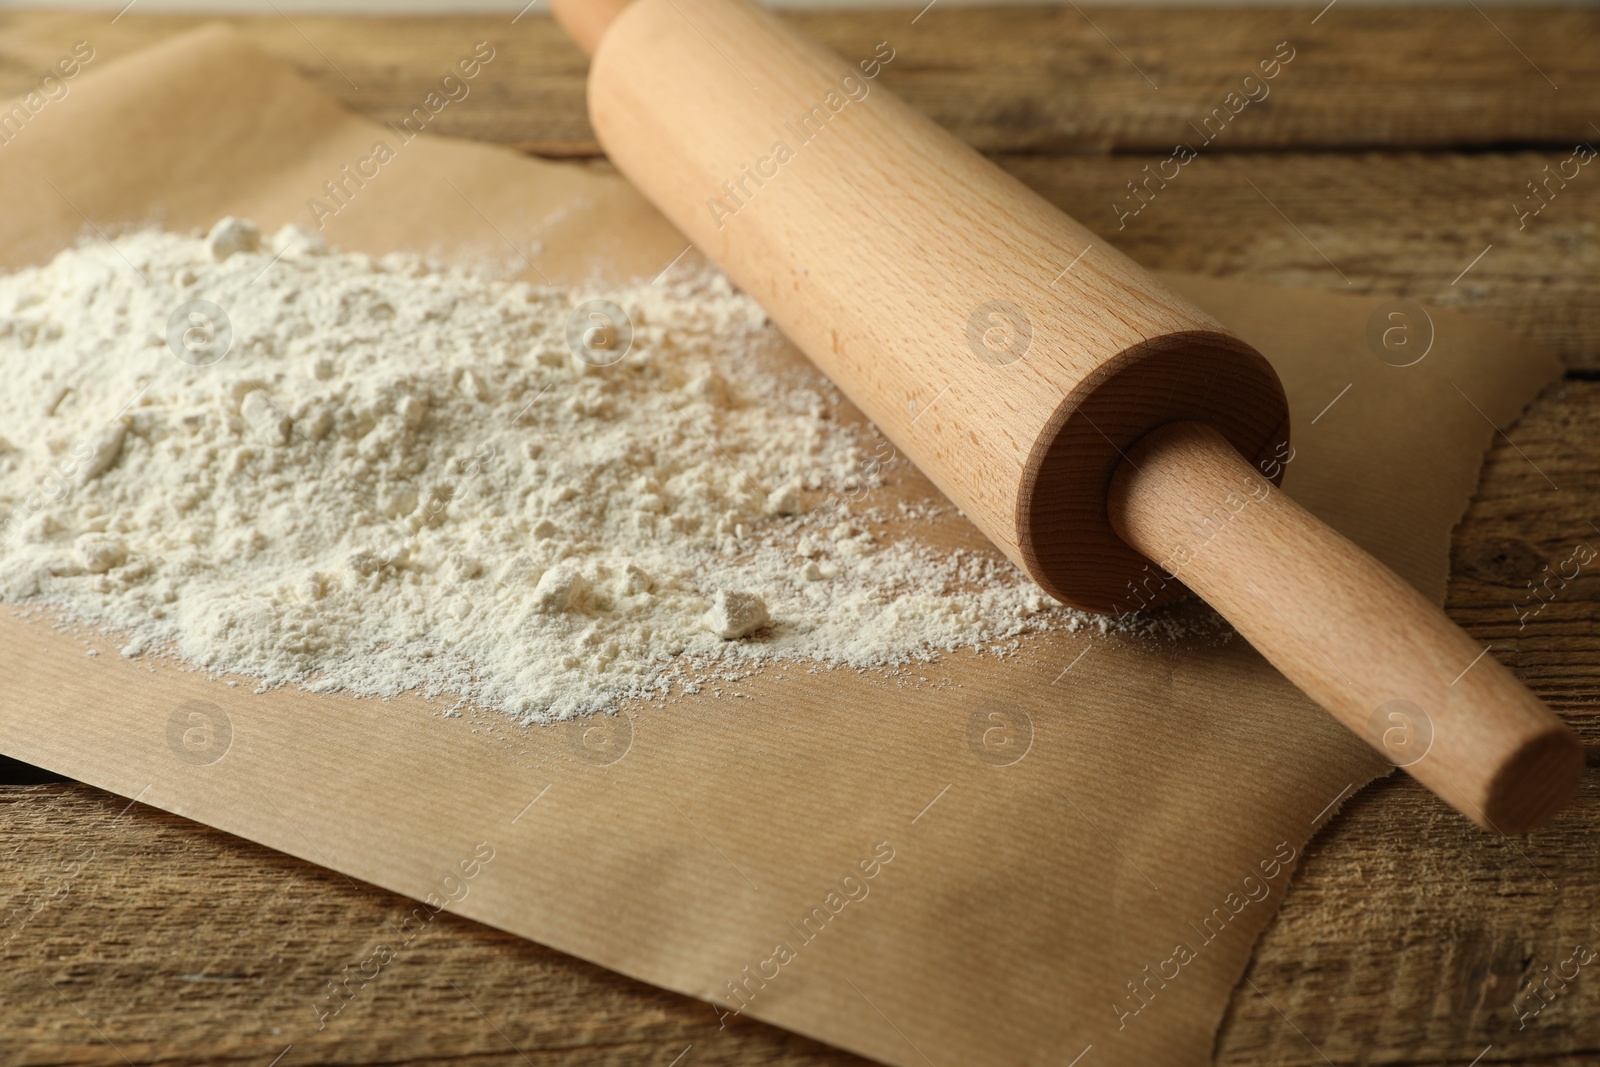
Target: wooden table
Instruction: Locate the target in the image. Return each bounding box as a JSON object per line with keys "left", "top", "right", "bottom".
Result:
{"left": 2, "top": 8, "right": 1597, "bottom": 1065}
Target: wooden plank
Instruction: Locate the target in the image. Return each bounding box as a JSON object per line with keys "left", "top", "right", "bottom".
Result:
{"left": 0, "top": 784, "right": 868, "bottom": 1067}
{"left": 997, "top": 152, "right": 1600, "bottom": 371}
{"left": 1219, "top": 768, "right": 1600, "bottom": 1067}
{"left": 1, "top": 8, "right": 1598, "bottom": 156}
{"left": 1446, "top": 382, "right": 1600, "bottom": 742}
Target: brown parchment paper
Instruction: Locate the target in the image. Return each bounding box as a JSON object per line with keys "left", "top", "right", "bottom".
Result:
{"left": 0, "top": 26, "right": 1564, "bottom": 1067}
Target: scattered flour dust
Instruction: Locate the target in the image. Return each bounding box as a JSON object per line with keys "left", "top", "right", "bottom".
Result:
{"left": 0, "top": 219, "right": 1141, "bottom": 723}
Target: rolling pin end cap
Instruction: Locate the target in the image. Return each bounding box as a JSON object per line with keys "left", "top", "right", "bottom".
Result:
{"left": 1477, "top": 725, "right": 1585, "bottom": 835}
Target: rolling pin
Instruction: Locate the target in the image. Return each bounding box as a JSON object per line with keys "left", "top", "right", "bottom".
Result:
{"left": 549, "top": 0, "right": 1583, "bottom": 833}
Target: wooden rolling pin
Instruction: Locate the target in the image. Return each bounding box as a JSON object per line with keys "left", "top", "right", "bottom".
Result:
{"left": 550, "top": 0, "right": 1583, "bottom": 832}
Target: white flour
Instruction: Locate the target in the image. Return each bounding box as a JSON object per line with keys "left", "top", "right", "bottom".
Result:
{"left": 0, "top": 220, "right": 1112, "bottom": 722}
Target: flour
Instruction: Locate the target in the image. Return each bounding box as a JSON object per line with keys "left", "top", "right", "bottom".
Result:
{"left": 0, "top": 221, "right": 1124, "bottom": 722}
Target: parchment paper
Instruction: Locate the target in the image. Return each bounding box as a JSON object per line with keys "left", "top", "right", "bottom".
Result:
{"left": 0, "top": 26, "right": 1563, "bottom": 1066}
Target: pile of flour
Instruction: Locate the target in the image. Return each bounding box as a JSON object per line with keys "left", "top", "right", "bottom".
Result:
{"left": 0, "top": 220, "right": 1106, "bottom": 721}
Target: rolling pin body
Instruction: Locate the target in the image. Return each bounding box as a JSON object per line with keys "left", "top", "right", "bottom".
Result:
{"left": 585, "top": 0, "right": 1288, "bottom": 614}
{"left": 555, "top": 0, "right": 1583, "bottom": 831}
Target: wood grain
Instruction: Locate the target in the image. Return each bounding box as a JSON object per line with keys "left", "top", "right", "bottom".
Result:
{"left": 0, "top": 8, "right": 1597, "bottom": 1067}
{"left": 0, "top": 784, "right": 868, "bottom": 1067}
{"left": 2, "top": 8, "right": 1597, "bottom": 155}
{"left": 996, "top": 152, "right": 1600, "bottom": 372}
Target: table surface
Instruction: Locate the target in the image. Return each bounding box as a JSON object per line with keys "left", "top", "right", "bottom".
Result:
{"left": 1, "top": 8, "right": 1598, "bottom": 1066}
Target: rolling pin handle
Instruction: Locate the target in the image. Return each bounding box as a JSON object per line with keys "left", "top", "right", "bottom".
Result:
{"left": 1108, "top": 421, "right": 1583, "bottom": 833}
